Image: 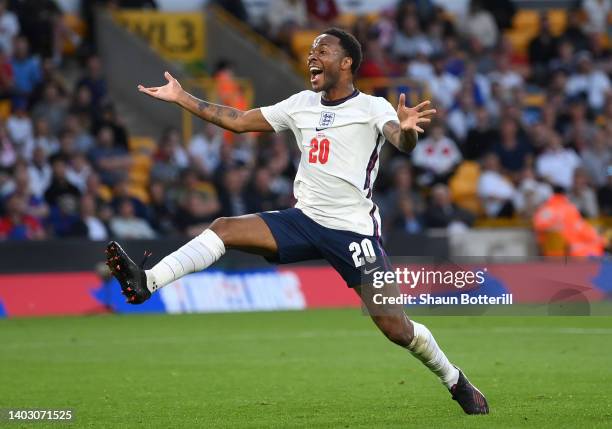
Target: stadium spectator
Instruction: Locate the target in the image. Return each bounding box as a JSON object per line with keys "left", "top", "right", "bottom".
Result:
{"left": 565, "top": 51, "right": 611, "bottom": 112}
{"left": 488, "top": 54, "right": 524, "bottom": 97}
{"left": 478, "top": 152, "right": 515, "bottom": 218}
{"left": 562, "top": 98, "right": 597, "bottom": 151}
{"left": 381, "top": 160, "right": 425, "bottom": 228}
{"left": 109, "top": 198, "right": 156, "bottom": 239}
{"left": 79, "top": 193, "right": 108, "bottom": 240}
{"left": 151, "top": 128, "right": 189, "bottom": 184}
{"left": 0, "top": 0, "right": 18, "bottom": 58}
{"left": 411, "top": 121, "right": 462, "bottom": 185}
{"left": 63, "top": 113, "right": 95, "bottom": 154}
{"left": 266, "top": 0, "right": 307, "bottom": 53}
{"left": 598, "top": 167, "right": 612, "bottom": 215}
{"left": 10, "top": 36, "right": 41, "bottom": 104}
{"left": 392, "top": 12, "right": 434, "bottom": 59}
{"left": 93, "top": 103, "right": 129, "bottom": 150}
{"left": 0, "top": 122, "right": 16, "bottom": 168}
{"left": 13, "top": 0, "right": 62, "bottom": 58}
{"left": 581, "top": 128, "right": 612, "bottom": 187}
{"left": 76, "top": 55, "right": 107, "bottom": 108}
{"left": 562, "top": 8, "right": 591, "bottom": 52}
{"left": 306, "top": 0, "right": 339, "bottom": 26}
{"left": 0, "top": 47, "right": 14, "bottom": 98}
{"left": 70, "top": 84, "right": 97, "bottom": 130}
{"left": 30, "top": 118, "right": 59, "bottom": 159}
{"left": 66, "top": 152, "right": 92, "bottom": 193}
{"left": 423, "top": 183, "right": 474, "bottom": 230}
{"left": 218, "top": 166, "right": 249, "bottom": 217}
{"left": 44, "top": 155, "right": 81, "bottom": 207}
{"left": 188, "top": 123, "right": 223, "bottom": 179}
{"left": 492, "top": 117, "right": 533, "bottom": 177}
{"left": 391, "top": 194, "right": 423, "bottom": 234}
{"left": 513, "top": 167, "right": 553, "bottom": 218}
{"left": 568, "top": 167, "right": 600, "bottom": 218}
{"left": 9, "top": 161, "right": 48, "bottom": 219}
{"left": 533, "top": 186, "right": 605, "bottom": 257}
{"left": 536, "top": 132, "right": 581, "bottom": 190}
{"left": 406, "top": 49, "right": 434, "bottom": 82}
{"left": 245, "top": 166, "right": 281, "bottom": 213}
{"left": 27, "top": 146, "right": 51, "bottom": 198}
{"left": 87, "top": 125, "right": 131, "bottom": 186}
{"left": 422, "top": 54, "right": 461, "bottom": 110}
{"left": 110, "top": 179, "right": 147, "bottom": 220}
{"left": 482, "top": 0, "right": 516, "bottom": 30}
{"left": 582, "top": 0, "right": 611, "bottom": 35}
{"left": 148, "top": 180, "right": 175, "bottom": 235}
{"left": 0, "top": 193, "right": 45, "bottom": 240}
{"left": 528, "top": 13, "right": 560, "bottom": 84}
{"left": 173, "top": 187, "right": 220, "bottom": 237}
{"left": 447, "top": 88, "right": 478, "bottom": 142}
{"left": 31, "top": 82, "right": 68, "bottom": 135}
{"left": 360, "top": 34, "right": 401, "bottom": 79}
{"left": 464, "top": 107, "right": 495, "bottom": 159}
{"left": 461, "top": 0, "right": 498, "bottom": 49}
{"left": 46, "top": 194, "right": 87, "bottom": 238}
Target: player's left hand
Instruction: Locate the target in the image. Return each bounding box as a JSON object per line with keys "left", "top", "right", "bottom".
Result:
{"left": 397, "top": 94, "right": 436, "bottom": 133}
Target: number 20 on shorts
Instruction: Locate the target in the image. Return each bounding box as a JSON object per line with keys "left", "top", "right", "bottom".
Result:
{"left": 309, "top": 138, "right": 330, "bottom": 164}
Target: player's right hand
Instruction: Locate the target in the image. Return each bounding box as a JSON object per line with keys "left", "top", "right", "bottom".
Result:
{"left": 138, "top": 71, "right": 183, "bottom": 103}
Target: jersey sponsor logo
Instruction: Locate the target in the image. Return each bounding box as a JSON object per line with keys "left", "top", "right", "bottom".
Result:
{"left": 316, "top": 111, "right": 335, "bottom": 130}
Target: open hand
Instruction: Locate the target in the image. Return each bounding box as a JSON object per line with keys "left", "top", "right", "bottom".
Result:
{"left": 396, "top": 94, "right": 436, "bottom": 133}
{"left": 137, "top": 71, "right": 183, "bottom": 103}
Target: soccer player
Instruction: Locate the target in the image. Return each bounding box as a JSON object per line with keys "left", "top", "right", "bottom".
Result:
{"left": 106, "top": 28, "right": 489, "bottom": 414}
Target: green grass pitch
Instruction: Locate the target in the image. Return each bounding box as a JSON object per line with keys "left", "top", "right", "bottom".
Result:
{"left": 1, "top": 309, "right": 612, "bottom": 428}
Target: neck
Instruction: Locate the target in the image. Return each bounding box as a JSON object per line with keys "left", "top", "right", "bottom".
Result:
{"left": 322, "top": 82, "right": 355, "bottom": 102}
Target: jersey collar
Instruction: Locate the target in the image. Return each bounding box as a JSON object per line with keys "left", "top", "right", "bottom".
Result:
{"left": 320, "top": 89, "right": 360, "bottom": 106}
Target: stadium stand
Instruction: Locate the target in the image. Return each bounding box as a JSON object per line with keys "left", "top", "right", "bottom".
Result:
{"left": 0, "top": 0, "right": 609, "bottom": 257}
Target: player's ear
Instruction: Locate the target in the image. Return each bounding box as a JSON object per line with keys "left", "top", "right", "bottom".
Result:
{"left": 341, "top": 56, "right": 352, "bottom": 72}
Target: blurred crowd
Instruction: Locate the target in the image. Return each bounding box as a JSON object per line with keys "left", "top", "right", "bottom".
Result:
{"left": 0, "top": 0, "right": 611, "bottom": 244}
{"left": 219, "top": 0, "right": 612, "bottom": 238}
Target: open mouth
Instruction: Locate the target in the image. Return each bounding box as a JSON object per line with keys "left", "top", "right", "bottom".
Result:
{"left": 309, "top": 66, "right": 323, "bottom": 85}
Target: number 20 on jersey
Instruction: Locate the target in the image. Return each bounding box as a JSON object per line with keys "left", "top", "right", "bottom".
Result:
{"left": 309, "top": 137, "right": 330, "bottom": 164}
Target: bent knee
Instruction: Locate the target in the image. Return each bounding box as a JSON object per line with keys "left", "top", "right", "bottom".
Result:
{"left": 210, "top": 217, "right": 233, "bottom": 243}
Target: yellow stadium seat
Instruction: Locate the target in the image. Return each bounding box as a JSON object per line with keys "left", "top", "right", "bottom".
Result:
{"left": 513, "top": 9, "right": 539, "bottom": 31}
{"left": 523, "top": 92, "right": 546, "bottom": 107}
{"left": 449, "top": 161, "right": 482, "bottom": 215}
{"left": 128, "top": 136, "right": 156, "bottom": 153}
{"left": 129, "top": 153, "right": 153, "bottom": 187}
{"left": 336, "top": 14, "right": 357, "bottom": 28}
{"left": 504, "top": 30, "right": 535, "bottom": 55}
{"left": 127, "top": 184, "right": 150, "bottom": 204}
{"left": 547, "top": 9, "right": 567, "bottom": 36}
{"left": 0, "top": 100, "right": 11, "bottom": 119}
{"left": 291, "top": 30, "right": 320, "bottom": 63}
{"left": 62, "top": 14, "right": 87, "bottom": 55}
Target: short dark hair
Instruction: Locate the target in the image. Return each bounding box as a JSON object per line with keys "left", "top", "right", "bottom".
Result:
{"left": 322, "top": 28, "right": 362, "bottom": 74}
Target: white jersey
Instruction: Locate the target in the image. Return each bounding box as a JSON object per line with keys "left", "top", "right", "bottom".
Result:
{"left": 261, "top": 90, "right": 399, "bottom": 236}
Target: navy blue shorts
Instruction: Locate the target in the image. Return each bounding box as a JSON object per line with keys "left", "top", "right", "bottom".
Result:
{"left": 258, "top": 208, "right": 392, "bottom": 287}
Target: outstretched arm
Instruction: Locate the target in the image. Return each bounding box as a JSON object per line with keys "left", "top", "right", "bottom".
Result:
{"left": 383, "top": 94, "right": 436, "bottom": 153}
{"left": 138, "top": 71, "right": 274, "bottom": 133}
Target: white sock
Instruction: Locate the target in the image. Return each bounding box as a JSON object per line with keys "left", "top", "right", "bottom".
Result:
{"left": 407, "top": 321, "right": 460, "bottom": 389}
{"left": 145, "top": 229, "right": 225, "bottom": 292}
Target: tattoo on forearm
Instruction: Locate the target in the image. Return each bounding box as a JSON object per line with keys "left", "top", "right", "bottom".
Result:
{"left": 190, "top": 94, "right": 241, "bottom": 128}
{"left": 384, "top": 121, "right": 417, "bottom": 153}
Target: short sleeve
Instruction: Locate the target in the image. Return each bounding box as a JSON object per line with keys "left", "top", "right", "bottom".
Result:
{"left": 260, "top": 93, "right": 301, "bottom": 133}
{"left": 370, "top": 97, "right": 399, "bottom": 134}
